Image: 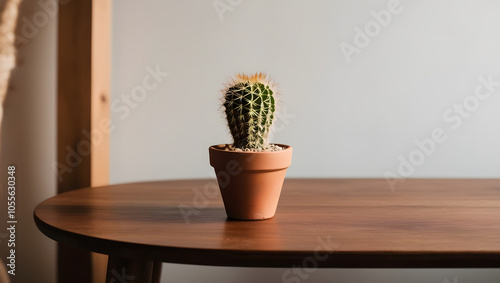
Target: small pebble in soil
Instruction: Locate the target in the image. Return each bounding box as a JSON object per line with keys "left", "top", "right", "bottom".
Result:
{"left": 217, "top": 144, "right": 284, "bottom": 152}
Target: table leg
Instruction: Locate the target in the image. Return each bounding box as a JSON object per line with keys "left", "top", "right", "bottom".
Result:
{"left": 106, "top": 256, "right": 154, "bottom": 283}
{"left": 151, "top": 261, "right": 163, "bottom": 283}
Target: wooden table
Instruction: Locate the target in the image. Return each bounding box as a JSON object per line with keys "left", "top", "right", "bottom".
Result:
{"left": 34, "top": 179, "right": 500, "bottom": 282}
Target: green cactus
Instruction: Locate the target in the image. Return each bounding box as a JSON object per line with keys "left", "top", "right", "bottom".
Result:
{"left": 223, "top": 73, "right": 276, "bottom": 150}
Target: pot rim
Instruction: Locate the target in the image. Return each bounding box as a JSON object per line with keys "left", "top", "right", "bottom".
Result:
{"left": 209, "top": 144, "right": 292, "bottom": 154}
{"left": 209, "top": 144, "right": 293, "bottom": 170}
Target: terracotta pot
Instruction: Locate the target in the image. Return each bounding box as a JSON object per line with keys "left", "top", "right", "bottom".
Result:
{"left": 209, "top": 144, "right": 293, "bottom": 220}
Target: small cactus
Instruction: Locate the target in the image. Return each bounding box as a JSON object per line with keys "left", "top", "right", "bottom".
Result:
{"left": 223, "top": 73, "right": 277, "bottom": 150}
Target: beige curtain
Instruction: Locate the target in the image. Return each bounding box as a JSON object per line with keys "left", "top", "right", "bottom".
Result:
{"left": 0, "top": 0, "right": 22, "bottom": 121}
{"left": 0, "top": 0, "right": 22, "bottom": 282}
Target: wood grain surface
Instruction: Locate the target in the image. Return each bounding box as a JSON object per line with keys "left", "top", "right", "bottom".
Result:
{"left": 34, "top": 179, "right": 500, "bottom": 268}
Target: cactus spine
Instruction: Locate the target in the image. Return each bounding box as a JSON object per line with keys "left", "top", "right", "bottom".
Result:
{"left": 223, "top": 73, "right": 276, "bottom": 150}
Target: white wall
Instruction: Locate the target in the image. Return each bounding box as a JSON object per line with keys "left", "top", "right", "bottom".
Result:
{"left": 0, "top": 1, "right": 57, "bottom": 283}
{"left": 111, "top": 1, "right": 500, "bottom": 282}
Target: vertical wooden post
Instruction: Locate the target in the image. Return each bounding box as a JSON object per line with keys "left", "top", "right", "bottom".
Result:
{"left": 57, "top": 0, "right": 111, "bottom": 282}
{"left": 90, "top": 0, "right": 111, "bottom": 188}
